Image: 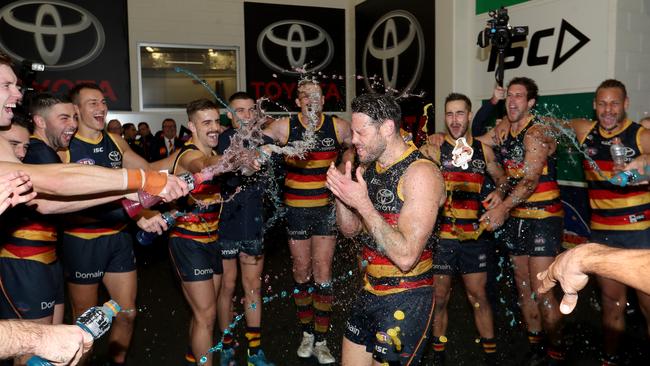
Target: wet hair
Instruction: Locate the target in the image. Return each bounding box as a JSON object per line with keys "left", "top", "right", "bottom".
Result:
{"left": 0, "top": 52, "right": 13, "bottom": 68}
{"left": 228, "top": 91, "right": 254, "bottom": 104}
{"left": 351, "top": 93, "right": 402, "bottom": 132}
{"left": 596, "top": 79, "right": 627, "bottom": 99}
{"left": 186, "top": 99, "right": 220, "bottom": 120}
{"left": 445, "top": 92, "right": 472, "bottom": 111}
{"left": 296, "top": 78, "right": 322, "bottom": 98}
{"left": 508, "top": 77, "right": 539, "bottom": 103}
{"left": 11, "top": 112, "right": 34, "bottom": 134}
{"left": 28, "top": 93, "right": 72, "bottom": 118}
{"left": 68, "top": 82, "right": 103, "bottom": 105}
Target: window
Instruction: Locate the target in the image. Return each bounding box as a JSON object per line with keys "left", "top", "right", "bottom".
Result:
{"left": 138, "top": 44, "right": 239, "bottom": 110}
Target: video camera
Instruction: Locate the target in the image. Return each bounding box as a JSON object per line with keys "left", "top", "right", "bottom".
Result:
{"left": 477, "top": 6, "right": 528, "bottom": 52}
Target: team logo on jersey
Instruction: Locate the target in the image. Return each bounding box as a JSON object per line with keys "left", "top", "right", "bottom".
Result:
{"left": 587, "top": 147, "right": 598, "bottom": 156}
{"left": 76, "top": 158, "right": 95, "bottom": 165}
{"left": 376, "top": 189, "right": 395, "bottom": 205}
{"left": 108, "top": 150, "right": 121, "bottom": 162}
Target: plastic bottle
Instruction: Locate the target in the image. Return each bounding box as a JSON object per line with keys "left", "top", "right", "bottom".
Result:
{"left": 122, "top": 171, "right": 199, "bottom": 218}
{"left": 610, "top": 138, "right": 627, "bottom": 170}
{"left": 135, "top": 211, "right": 178, "bottom": 245}
{"left": 27, "top": 300, "right": 121, "bottom": 366}
{"left": 608, "top": 169, "right": 650, "bottom": 187}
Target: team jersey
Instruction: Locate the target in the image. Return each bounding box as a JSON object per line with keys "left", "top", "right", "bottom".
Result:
{"left": 0, "top": 137, "right": 60, "bottom": 264}
{"left": 283, "top": 113, "right": 343, "bottom": 208}
{"left": 580, "top": 119, "right": 650, "bottom": 231}
{"left": 63, "top": 132, "right": 128, "bottom": 238}
{"left": 358, "top": 145, "right": 435, "bottom": 296}
{"left": 499, "top": 116, "right": 563, "bottom": 219}
{"left": 170, "top": 142, "right": 222, "bottom": 244}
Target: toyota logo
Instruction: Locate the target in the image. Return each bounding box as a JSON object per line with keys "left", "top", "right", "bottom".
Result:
{"left": 362, "top": 10, "right": 424, "bottom": 93}
{"left": 472, "top": 159, "right": 486, "bottom": 170}
{"left": 257, "top": 20, "right": 334, "bottom": 75}
{"left": 376, "top": 189, "right": 395, "bottom": 205}
{"left": 321, "top": 137, "right": 335, "bottom": 147}
{"left": 0, "top": 0, "right": 105, "bottom": 70}
{"left": 108, "top": 150, "right": 121, "bottom": 162}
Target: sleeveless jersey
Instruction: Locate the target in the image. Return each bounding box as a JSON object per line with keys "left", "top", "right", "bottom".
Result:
{"left": 359, "top": 145, "right": 435, "bottom": 296}
{"left": 580, "top": 119, "right": 650, "bottom": 231}
{"left": 170, "top": 142, "right": 222, "bottom": 244}
{"left": 283, "top": 113, "right": 343, "bottom": 208}
{"left": 499, "top": 117, "right": 563, "bottom": 219}
{"left": 63, "top": 132, "right": 127, "bottom": 238}
{"left": 0, "top": 137, "right": 60, "bottom": 264}
{"left": 439, "top": 136, "right": 489, "bottom": 240}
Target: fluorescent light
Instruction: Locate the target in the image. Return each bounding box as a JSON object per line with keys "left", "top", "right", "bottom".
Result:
{"left": 145, "top": 46, "right": 154, "bottom": 52}
{"left": 164, "top": 60, "right": 204, "bottom": 65}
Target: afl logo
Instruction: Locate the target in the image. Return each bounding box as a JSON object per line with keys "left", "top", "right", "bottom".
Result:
{"left": 376, "top": 189, "right": 395, "bottom": 205}
{"left": 257, "top": 20, "right": 334, "bottom": 75}
{"left": 76, "top": 158, "right": 95, "bottom": 165}
{"left": 108, "top": 150, "right": 121, "bottom": 162}
{"left": 587, "top": 147, "right": 597, "bottom": 156}
{"left": 0, "top": 0, "right": 105, "bottom": 70}
{"left": 362, "top": 10, "right": 424, "bottom": 93}
{"left": 321, "top": 137, "right": 335, "bottom": 147}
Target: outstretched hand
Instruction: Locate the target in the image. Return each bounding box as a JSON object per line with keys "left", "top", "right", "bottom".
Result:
{"left": 537, "top": 246, "right": 590, "bottom": 314}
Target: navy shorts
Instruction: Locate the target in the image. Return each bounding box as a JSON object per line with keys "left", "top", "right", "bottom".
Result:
{"left": 62, "top": 231, "right": 136, "bottom": 284}
{"left": 502, "top": 217, "right": 563, "bottom": 257}
{"left": 0, "top": 259, "right": 64, "bottom": 319}
{"left": 344, "top": 287, "right": 434, "bottom": 365}
{"left": 590, "top": 227, "right": 650, "bottom": 249}
{"left": 219, "top": 239, "right": 264, "bottom": 259}
{"left": 286, "top": 205, "right": 336, "bottom": 240}
{"left": 433, "top": 239, "right": 490, "bottom": 275}
{"left": 169, "top": 237, "right": 223, "bottom": 282}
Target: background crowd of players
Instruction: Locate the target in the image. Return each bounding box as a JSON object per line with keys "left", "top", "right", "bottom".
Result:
{"left": 1, "top": 48, "right": 650, "bottom": 366}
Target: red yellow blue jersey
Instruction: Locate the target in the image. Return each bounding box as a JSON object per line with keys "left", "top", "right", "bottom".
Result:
{"left": 358, "top": 145, "right": 435, "bottom": 296}
{"left": 283, "top": 113, "right": 343, "bottom": 208}
{"left": 1, "top": 137, "right": 60, "bottom": 264}
{"left": 63, "top": 132, "right": 128, "bottom": 239}
{"left": 498, "top": 117, "right": 563, "bottom": 219}
{"left": 580, "top": 119, "right": 650, "bottom": 231}
{"left": 439, "top": 136, "right": 489, "bottom": 240}
{"left": 170, "top": 142, "right": 222, "bottom": 244}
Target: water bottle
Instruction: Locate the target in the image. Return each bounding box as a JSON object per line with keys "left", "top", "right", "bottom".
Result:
{"left": 608, "top": 169, "right": 650, "bottom": 187}
{"left": 27, "top": 300, "right": 121, "bottom": 366}
{"left": 610, "top": 138, "right": 627, "bottom": 170}
{"left": 122, "top": 171, "right": 200, "bottom": 218}
{"left": 135, "top": 211, "right": 178, "bottom": 245}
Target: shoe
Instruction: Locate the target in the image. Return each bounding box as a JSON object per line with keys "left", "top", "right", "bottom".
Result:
{"left": 313, "top": 340, "right": 336, "bottom": 364}
{"left": 220, "top": 348, "right": 236, "bottom": 366}
{"left": 248, "top": 349, "right": 275, "bottom": 366}
{"left": 297, "top": 331, "right": 314, "bottom": 358}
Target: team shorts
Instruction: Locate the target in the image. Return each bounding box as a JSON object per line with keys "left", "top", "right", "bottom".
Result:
{"left": 219, "top": 239, "right": 264, "bottom": 259}
{"left": 502, "top": 216, "right": 563, "bottom": 257}
{"left": 62, "top": 231, "right": 136, "bottom": 284}
{"left": 433, "top": 238, "right": 490, "bottom": 275}
{"left": 0, "top": 259, "right": 64, "bottom": 319}
{"left": 344, "top": 287, "right": 434, "bottom": 365}
{"left": 169, "top": 237, "right": 223, "bottom": 282}
{"left": 590, "top": 227, "right": 650, "bottom": 249}
{"left": 285, "top": 205, "right": 336, "bottom": 240}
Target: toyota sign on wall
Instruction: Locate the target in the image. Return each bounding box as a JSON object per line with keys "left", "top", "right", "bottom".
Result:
{"left": 0, "top": 0, "right": 131, "bottom": 110}
{"left": 244, "top": 2, "right": 345, "bottom": 112}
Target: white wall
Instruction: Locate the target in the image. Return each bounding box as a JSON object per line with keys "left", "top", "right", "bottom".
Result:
{"left": 113, "top": 0, "right": 352, "bottom": 133}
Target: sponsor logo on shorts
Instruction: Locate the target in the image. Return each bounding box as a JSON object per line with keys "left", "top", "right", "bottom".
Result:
{"left": 41, "top": 301, "right": 55, "bottom": 310}
{"left": 194, "top": 268, "right": 213, "bottom": 276}
{"left": 75, "top": 270, "right": 104, "bottom": 279}
{"left": 288, "top": 229, "right": 308, "bottom": 236}
{"left": 479, "top": 262, "right": 487, "bottom": 268}
{"left": 534, "top": 237, "right": 546, "bottom": 245}
{"left": 433, "top": 264, "right": 452, "bottom": 271}
{"left": 221, "top": 248, "right": 239, "bottom": 256}
{"left": 534, "top": 246, "right": 546, "bottom": 252}
{"left": 345, "top": 321, "right": 360, "bottom": 336}
{"left": 478, "top": 254, "right": 486, "bottom": 261}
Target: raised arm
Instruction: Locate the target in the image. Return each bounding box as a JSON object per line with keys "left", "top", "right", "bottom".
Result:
{"left": 262, "top": 117, "right": 290, "bottom": 145}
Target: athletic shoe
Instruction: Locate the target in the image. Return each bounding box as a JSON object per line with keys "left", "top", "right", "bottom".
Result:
{"left": 297, "top": 331, "right": 314, "bottom": 358}
{"left": 220, "top": 348, "right": 236, "bottom": 366}
{"left": 248, "top": 349, "right": 275, "bottom": 366}
{"left": 313, "top": 340, "right": 335, "bottom": 364}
